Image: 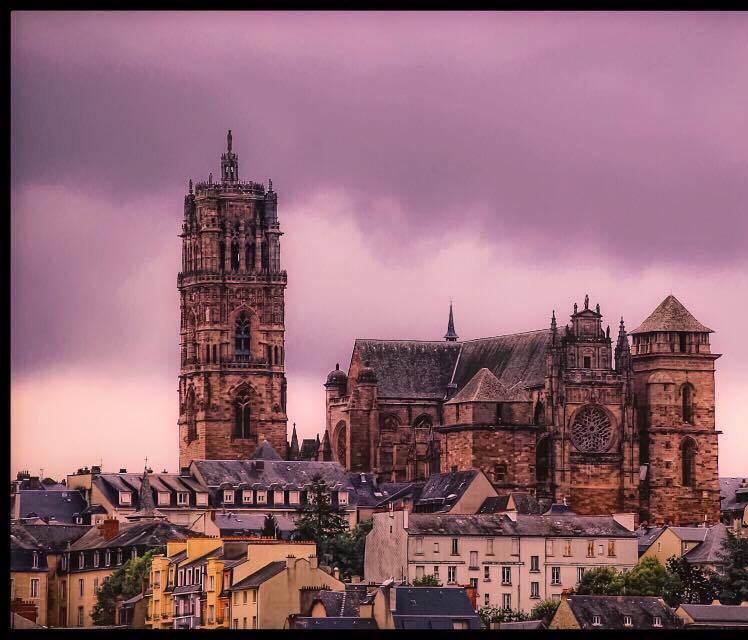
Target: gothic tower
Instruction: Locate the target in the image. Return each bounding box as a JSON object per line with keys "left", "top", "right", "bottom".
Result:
{"left": 545, "top": 295, "right": 639, "bottom": 515}
{"left": 178, "top": 131, "right": 288, "bottom": 469}
{"left": 631, "top": 295, "right": 720, "bottom": 525}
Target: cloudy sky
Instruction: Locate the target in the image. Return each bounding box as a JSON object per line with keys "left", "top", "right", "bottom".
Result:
{"left": 11, "top": 12, "right": 748, "bottom": 480}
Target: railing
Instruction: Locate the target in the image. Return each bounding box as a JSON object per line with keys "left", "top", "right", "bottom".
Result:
{"left": 177, "top": 271, "right": 287, "bottom": 286}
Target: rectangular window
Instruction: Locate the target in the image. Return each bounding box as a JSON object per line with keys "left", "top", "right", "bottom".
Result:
{"left": 587, "top": 540, "right": 595, "bottom": 557}
{"left": 289, "top": 490, "right": 300, "bottom": 504}
{"left": 94, "top": 578, "right": 99, "bottom": 593}
{"left": 502, "top": 593, "right": 511, "bottom": 610}
{"left": 416, "top": 566, "right": 425, "bottom": 579}
{"left": 469, "top": 551, "right": 479, "bottom": 569}
{"left": 131, "top": 548, "right": 138, "bottom": 560}
{"left": 416, "top": 537, "right": 423, "bottom": 554}
{"left": 32, "top": 552, "right": 39, "bottom": 569}
{"left": 158, "top": 492, "right": 170, "bottom": 506}
{"left": 564, "top": 540, "right": 572, "bottom": 557}
{"left": 434, "top": 542, "right": 440, "bottom": 553}
{"left": 78, "top": 606, "right": 84, "bottom": 627}
{"left": 252, "top": 589, "right": 256, "bottom": 603}
{"left": 252, "top": 616, "right": 257, "bottom": 629}
{"left": 624, "top": 615, "right": 632, "bottom": 627}
{"left": 511, "top": 537, "right": 519, "bottom": 556}
{"left": 447, "top": 566, "right": 456, "bottom": 584}
{"left": 338, "top": 491, "right": 349, "bottom": 505}
{"left": 451, "top": 538, "right": 459, "bottom": 555}
{"left": 196, "top": 493, "right": 208, "bottom": 506}
{"left": 105, "top": 550, "right": 111, "bottom": 566}
{"left": 78, "top": 553, "right": 85, "bottom": 569}
{"left": 79, "top": 578, "right": 84, "bottom": 597}
{"left": 530, "top": 581, "right": 540, "bottom": 599}
{"left": 208, "top": 605, "right": 215, "bottom": 623}
{"left": 243, "top": 590, "right": 248, "bottom": 604}
{"left": 119, "top": 491, "right": 132, "bottom": 505}
{"left": 93, "top": 551, "right": 99, "bottom": 568}
{"left": 577, "top": 567, "right": 586, "bottom": 583}
{"left": 546, "top": 539, "right": 554, "bottom": 556}
{"left": 551, "top": 566, "right": 561, "bottom": 585}
{"left": 608, "top": 540, "right": 616, "bottom": 557}
{"left": 653, "top": 616, "right": 662, "bottom": 627}
{"left": 502, "top": 566, "right": 511, "bottom": 585}
{"left": 117, "top": 549, "right": 123, "bottom": 565}
{"left": 592, "top": 615, "right": 601, "bottom": 626}
{"left": 61, "top": 580, "right": 67, "bottom": 599}
{"left": 209, "top": 575, "right": 215, "bottom": 591}
{"left": 484, "top": 565, "right": 490, "bottom": 581}
{"left": 223, "top": 490, "right": 235, "bottom": 504}
{"left": 242, "top": 490, "right": 253, "bottom": 504}
{"left": 233, "top": 619, "right": 238, "bottom": 629}
{"left": 486, "top": 538, "right": 494, "bottom": 555}
{"left": 484, "top": 593, "right": 490, "bottom": 606}
{"left": 598, "top": 543, "right": 604, "bottom": 556}
{"left": 273, "top": 490, "right": 285, "bottom": 504}
{"left": 530, "top": 555, "right": 539, "bottom": 572}
{"left": 233, "top": 592, "right": 238, "bottom": 605}
{"left": 30, "top": 578, "right": 39, "bottom": 598}
{"left": 433, "top": 566, "right": 440, "bottom": 580}
{"left": 584, "top": 356, "right": 591, "bottom": 369}
{"left": 177, "top": 492, "right": 189, "bottom": 506}
{"left": 243, "top": 617, "right": 247, "bottom": 629}
{"left": 256, "top": 490, "right": 267, "bottom": 504}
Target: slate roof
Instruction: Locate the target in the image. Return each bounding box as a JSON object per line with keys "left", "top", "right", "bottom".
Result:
{"left": 293, "top": 617, "right": 378, "bottom": 629}
{"left": 392, "top": 587, "right": 481, "bottom": 629}
{"left": 213, "top": 512, "right": 297, "bottom": 539}
{"left": 93, "top": 472, "right": 208, "bottom": 511}
{"left": 191, "top": 459, "right": 354, "bottom": 498}
{"left": 683, "top": 524, "right": 729, "bottom": 565}
{"left": 15, "top": 489, "right": 87, "bottom": 523}
{"left": 348, "top": 473, "right": 416, "bottom": 508}
{"left": 11, "top": 524, "right": 45, "bottom": 551}
{"left": 69, "top": 520, "right": 200, "bottom": 551}
{"left": 565, "top": 595, "right": 681, "bottom": 629}
{"left": 312, "top": 589, "right": 362, "bottom": 617}
{"left": 720, "top": 477, "right": 748, "bottom": 512}
{"left": 413, "top": 470, "right": 480, "bottom": 513}
{"left": 478, "top": 495, "right": 510, "bottom": 514}
{"left": 230, "top": 561, "right": 286, "bottom": 589}
{"left": 679, "top": 604, "right": 748, "bottom": 626}
{"left": 15, "top": 523, "right": 90, "bottom": 552}
{"left": 300, "top": 439, "right": 319, "bottom": 460}
{"left": 352, "top": 340, "right": 461, "bottom": 399}
{"left": 478, "top": 492, "right": 540, "bottom": 515}
{"left": 636, "top": 525, "right": 665, "bottom": 555}
{"left": 406, "top": 513, "right": 636, "bottom": 538}
{"left": 630, "top": 295, "right": 713, "bottom": 335}
{"left": 445, "top": 368, "right": 526, "bottom": 404}
{"left": 668, "top": 526, "right": 710, "bottom": 543}
{"left": 250, "top": 440, "right": 284, "bottom": 461}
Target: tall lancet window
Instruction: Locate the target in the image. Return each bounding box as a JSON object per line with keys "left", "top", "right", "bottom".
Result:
{"left": 682, "top": 384, "right": 694, "bottom": 424}
{"left": 235, "top": 312, "right": 250, "bottom": 360}
{"left": 234, "top": 387, "right": 252, "bottom": 439}
{"left": 682, "top": 438, "right": 697, "bottom": 487}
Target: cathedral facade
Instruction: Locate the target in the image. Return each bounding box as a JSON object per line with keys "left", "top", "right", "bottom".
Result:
{"left": 178, "top": 132, "right": 288, "bottom": 469}
{"left": 324, "top": 296, "right": 721, "bottom": 525}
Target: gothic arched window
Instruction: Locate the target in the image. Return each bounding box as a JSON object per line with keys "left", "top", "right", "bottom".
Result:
{"left": 682, "top": 384, "right": 694, "bottom": 425}
{"left": 536, "top": 437, "right": 551, "bottom": 482}
{"left": 335, "top": 422, "right": 347, "bottom": 465}
{"left": 682, "top": 438, "right": 697, "bottom": 487}
{"left": 219, "top": 240, "right": 225, "bottom": 270}
{"left": 413, "top": 414, "right": 432, "bottom": 430}
{"left": 245, "top": 242, "right": 253, "bottom": 271}
{"left": 235, "top": 312, "right": 250, "bottom": 360}
{"left": 380, "top": 414, "right": 399, "bottom": 431}
{"left": 534, "top": 402, "right": 545, "bottom": 426}
{"left": 234, "top": 387, "right": 252, "bottom": 439}
{"left": 185, "top": 387, "right": 197, "bottom": 442}
{"left": 231, "top": 239, "right": 240, "bottom": 271}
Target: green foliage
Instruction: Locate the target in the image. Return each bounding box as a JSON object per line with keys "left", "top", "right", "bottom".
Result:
{"left": 412, "top": 573, "right": 441, "bottom": 586}
{"left": 665, "top": 556, "right": 718, "bottom": 606}
{"left": 478, "top": 606, "right": 529, "bottom": 627}
{"left": 92, "top": 548, "right": 161, "bottom": 626}
{"left": 623, "top": 556, "right": 679, "bottom": 597}
{"left": 321, "top": 519, "right": 373, "bottom": 579}
{"left": 530, "top": 599, "right": 560, "bottom": 623}
{"left": 576, "top": 566, "right": 626, "bottom": 595}
{"left": 294, "top": 475, "right": 348, "bottom": 542}
{"left": 712, "top": 528, "right": 748, "bottom": 605}
{"left": 262, "top": 514, "right": 279, "bottom": 538}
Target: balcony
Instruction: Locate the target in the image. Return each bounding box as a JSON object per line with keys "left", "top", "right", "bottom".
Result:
{"left": 177, "top": 270, "right": 287, "bottom": 287}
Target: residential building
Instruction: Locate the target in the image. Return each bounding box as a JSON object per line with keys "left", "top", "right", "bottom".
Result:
{"left": 676, "top": 603, "right": 748, "bottom": 629}
{"left": 411, "top": 469, "right": 497, "bottom": 514}
{"left": 720, "top": 477, "right": 748, "bottom": 528}
{"left": 10, "top": 525, "right": 49, "bottom": 626}
{"left": 11, "top": 481, "right": 88, "bottom": 525}
{"left": 641, "top": 523, "right": 728, "bottom": 572}
{"left": 548, "top": 594, "right": 681, "bottom": 630}
{"left": 477, "top": 491, "right": 542, "bottom": 516}
{"left": 364, "top": 508, "right": 637, "bottom": 613}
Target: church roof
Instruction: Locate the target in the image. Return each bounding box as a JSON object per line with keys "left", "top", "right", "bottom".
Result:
{"left": 250, "top": 440, "right": 284, "bottom": 461}
{"left": 445, "top": 368, "right": 526, "bottom": 404}
{"left": 630, "top": 295, "right": 713, "bottom": 335}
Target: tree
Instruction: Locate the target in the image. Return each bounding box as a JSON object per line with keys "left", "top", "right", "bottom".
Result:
{"left": 478, "top": 606, "right": 529, "bottom": 628}
{"left": 576, "top": 567, "right": 625, "bottom": 595}
{"left": 92, "top": 548, "right": 161, "bottom": 625}
{"left": 712, "top": 528, "right": 748, "bottom": 605}
{"left": 623, "top": 557, "right": 679, "bottom": 597}
{"left": 665, "top": 556, "right": 718, "bottom": 606}
{"left": 530, "top": 599, "right": 560, "bottom": 624}
{"left": 412, "top": 573, "right": 441, "bottom": 587}
{"left": 294, "top": 475, "right": 348, "bottom": 543}
{"left": 323, "top": 519, "right": 373, "bottom": 579}
{"left": 262, "top": 514, "right": 279, "bottom": 539}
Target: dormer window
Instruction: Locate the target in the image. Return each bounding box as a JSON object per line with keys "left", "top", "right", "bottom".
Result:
{"left": 177, "top": 492, "right": 189, "bottom": 506}
{"left": 653, "top": 616, "right": 662, "bottom": 627}
{"left": 61, "top": 555, "right": 68, "bottom": 571}
{"left": 256, "top": 490, "right": 267, "bottom": 504}
{"left": 158, "top": 492, "right": 170, "bottom": 506}
{"left": 131, "top": 548, "right": 138, "bottom": 560}
{"left": 241, "top": 490, "right": 253, "bottom": 504}
{"left": 223, "top": 489, "right": 235, "bottom": 504}
{"left": 338, "top": 491, "right": 349, "bottom": 506}
{"left": 93, "top": 551, "right": 100, "bottom": 568}
{"left": 196, "top": 492, "right": 208, "bottom": 506}
{"left": 116, "top": 549, "right": 123, "bottom": 565}
{"left": 78, "top": 553, "right": 85, "bottom": 569}
{"left": 119, "top": 491, "right": 132, "bottom": 505}
{"left": 32, "top": 552, "right": 39, "bottom": 569}
{"left": 592, "top": 615, "right": 602, "bottom": 626}
{"left": 289, "top": 491, "right": 300, "bottom": 505}
{"left": 105, "top": 551, "right": 111, "bottom": 567}
{"left": 274, "top": 490, "right": 285, "bottom": 504}
{"left": 623, "top": 615, "right": 632, "bottom": 627}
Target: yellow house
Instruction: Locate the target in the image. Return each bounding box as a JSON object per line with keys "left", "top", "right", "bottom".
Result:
{"left": 229, "top": 552, "right": 344, "bottom": 629}
{"left": 641, "top": 525, "right": 714, "bottom": 565}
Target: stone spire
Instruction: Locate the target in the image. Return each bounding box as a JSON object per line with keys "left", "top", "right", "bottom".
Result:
{"left": 289, "top": 423, "right": 300, "bottom": 461}
{"left": 444, "top": 301, "right": 459, "bottom": 342}
{"left": 615, "top": 317, "right": 631, "bottom": 372}
{"left": 320, "top": 431, "right": 332, "bottom": 462}
{"left": 138, "top": 466, "right": 155, "bottom": 515}
{"left": 221, "top": 129, "right": 239, "bottom": 183}
{"left": 550, "top": 310, "right": 557, "bottom": 344}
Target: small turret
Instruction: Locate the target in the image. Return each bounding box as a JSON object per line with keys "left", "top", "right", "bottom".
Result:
{"left": 444, "top": 301, "right": 459, "bottom": 342}
{"left": 615, "top": 317, "right": 631, "bottom": 372}
{"left": 357, "top": 361, "right": 378, "bottom": 384}
{"left": 288, "top": 423, "right": 300, "bottom": 461}
{"left": 221, "top": 129, "right": 239, "bottom": 183}
{"left": 320, "top": 431, "right": 332, "bottom": 462}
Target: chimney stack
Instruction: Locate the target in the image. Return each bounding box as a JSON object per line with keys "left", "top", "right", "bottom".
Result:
{"left": 99, "top": 518, "right": 120, "bottom": 541}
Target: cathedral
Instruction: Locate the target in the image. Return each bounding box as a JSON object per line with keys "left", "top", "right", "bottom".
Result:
{"left": 178, "top": 131, "right": 288, "bottom": 469}
{"left": 324, "top": 296, "right": 721, "bottom": 525}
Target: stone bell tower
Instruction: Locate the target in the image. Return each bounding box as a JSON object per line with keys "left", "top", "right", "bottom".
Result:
{"left": 177, "top": 131, "right": 288, "bottom": 469}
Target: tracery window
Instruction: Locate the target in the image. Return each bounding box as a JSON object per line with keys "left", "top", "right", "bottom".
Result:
{"left": 335, "top": 421, "right": 347, "bottom": 464}
{"left": 235, "top": 312, "right": 250, "bottom": 360}
{"left": 380, "top": 414, "right": 399, "bottom": 431}
{"left": 682, "top": 438, "right": 697, "bottom": 487}
{"left": 233, "top": 387, "right": 252, "bottom": 439}
{"left": 413, "top": 414, "right": 432, "bottom": 430}
{"left": 570, "top": 405, "right": 613, "bottom": 453}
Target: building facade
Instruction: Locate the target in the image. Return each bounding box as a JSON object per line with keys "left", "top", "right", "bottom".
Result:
{"left": 178, "top": 131, "right": 288, "bottom": 469}
{"left": 326, "top": 295, "right": 720, "bottom": 524}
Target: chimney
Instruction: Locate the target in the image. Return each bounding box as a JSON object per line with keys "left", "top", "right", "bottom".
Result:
{"left": 463, "top": 584, "right": 477, "bottom": 610}
{"left": 711, "top": 599, "right": 721, "bottom": 606}
{"left": 99, "top": 518, "right": 120, "bottom": 541}
{"left": 561, "top": 588, "right": 573, "bottom": 600}
{"left": 612, "top": 512, "right": 636, "bottom": 532}
{"left": 350, "top": 575, "right": 360, "bottom": 584}
{"left": 333, "top": 567, "right": 340, "bottom": 581}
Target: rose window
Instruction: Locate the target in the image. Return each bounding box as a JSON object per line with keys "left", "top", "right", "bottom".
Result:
{"left": 570, "top": 405, "right": 613, "bottom": 453}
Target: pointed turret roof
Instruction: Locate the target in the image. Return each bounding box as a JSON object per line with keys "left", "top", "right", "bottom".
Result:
{"left": 445, "top": 367, "right": 527, "bottom": 404}
{"left": 250, "top": 440, "right": 283, "bottom": 461}
{"left": 444, "top": 302, "right": 459, "bottom": 342}
{"left": 288, "top": 424, "right": 300, "bottom": 461}
{"left": 630, "top": 295, "right": 712, "bottom": 335}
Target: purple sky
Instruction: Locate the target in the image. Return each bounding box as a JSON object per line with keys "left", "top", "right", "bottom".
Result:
{"left": 11, "top": 12, "right": 748, "bottom": 480}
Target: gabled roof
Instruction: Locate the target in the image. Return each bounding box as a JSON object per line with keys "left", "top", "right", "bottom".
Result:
{"left": 392, "top": 586, "right": 481, "bottom": 629}
{"left": 14, "top": 523, "right": 90, "bottom": 552}
{"left": 250, "top": 440, "right": 284, "bottom": 461}
{"left": 678, "top": 604, "right": 748, "bottom": 625}
{"left": 414, "top": 470, "right": 482, "bottom": 512}
{"left": 630, "top": 295, "right": 713, "bottom": 335}
{"left": 566, "top": 595, "right": 681, "bottom": 629}
{"left": 683, "top": 524, "right": 729, "bottom": 565}
{"left": 230, "top": 561, "right": 286, "bottom": 589}
{"left": 479, "top": 492, "right": 540, "bottom": 515}
{"left": 668, "top": 527, "right": 710, "bottom": 543}
{"left": 69, "top": 520, "right": 200, "bottom": 551}
{"left": 720, "top": 477, "right": 748, "bottom": 512}
{"left": 445, "top": 368, "right": 524, "bottom": 404}
{"left": 312, "top": 589, "right": 362, "bottom": 617}
{"left": 16, "top": 489, "right": 87, "bottom": 523}
{"left": 636, "top": 525, "right": 665, "bottom": 554}
{"left": 347, "top": 473, "right": 417, "bottom": 508}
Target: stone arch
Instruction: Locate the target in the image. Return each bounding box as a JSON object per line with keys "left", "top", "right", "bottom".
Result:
{"left": 380, "top": 413, "right": 400, "bottom": 431}
{"left": 230, "top": 382, "right": 254, "bottom": 440}
{"left": 681, "top": 436, "right": 698, "bottom": 487}
{"left": 680, "top": 382, "right": 695, "bottom": 425}
{"left": 229, "top": 305, "right": 259, "bottom": 360}
{"left": 533, "top": 401, "right": 545, "bottom": 426}
{"left": 334, "top": 421, "right": 347, "bottom": 465}
{"left": 536, "top": 435, "right": 551, "bottom": 482}
{"left": 412, "top": 414, "right": 432, "bottom": 430}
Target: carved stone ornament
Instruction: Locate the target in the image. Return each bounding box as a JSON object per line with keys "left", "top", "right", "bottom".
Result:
{"left": 570, "top": 405, "right": 613, "bottom": 453}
